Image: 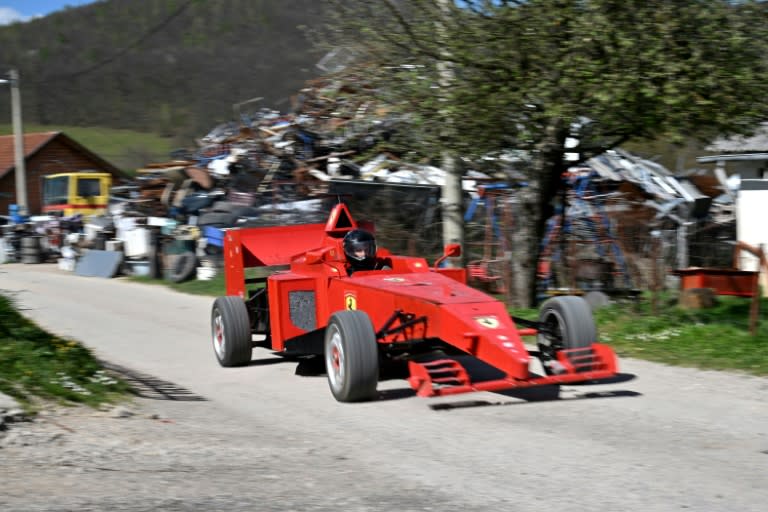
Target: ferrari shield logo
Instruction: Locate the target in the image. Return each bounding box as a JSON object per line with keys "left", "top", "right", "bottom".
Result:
{"left": 475, "top": 316, "right": 499, "bottom": 329}
{"left": 345, "top": 293, "right": 357, "bottom": 310}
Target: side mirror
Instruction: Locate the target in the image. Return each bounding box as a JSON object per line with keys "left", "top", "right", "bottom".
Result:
{"left": 443, "top": 243, "right": 461, "bottom": 258}
{"left": 433, "top": 243, "right": 462, "bottom": 269}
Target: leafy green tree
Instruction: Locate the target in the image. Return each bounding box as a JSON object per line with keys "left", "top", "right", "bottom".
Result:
{"left": 322, "top": 0, "right": 768, "bottom": 306}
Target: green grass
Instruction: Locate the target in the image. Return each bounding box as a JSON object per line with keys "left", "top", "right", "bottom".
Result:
{"left": 0, "top": 123, "right": 179, "bottom": 173}
{"left": 124, "top": 265, "right": 277, "bottom": 297}
{"left": 513, "top": 294, "right": 768, "bottom": 376}
{"left": 0, "top": 293, "right": 131, "bottom": 411}
{"left": 127, "top": 272, "right": 227, "bottom": 296}
{"left": 593, "top": 295, "right": 768, "bottom": 375}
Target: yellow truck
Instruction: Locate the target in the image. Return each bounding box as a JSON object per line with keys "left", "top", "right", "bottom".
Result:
{"left": 41, "top": 171, "right": 112, "bottom": 218}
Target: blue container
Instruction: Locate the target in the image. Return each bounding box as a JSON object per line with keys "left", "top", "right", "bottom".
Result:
{"left": 9, "top": 204, "right": 25, "bottom": 224}
{"left": 203, "top": 226, "right": 225, "bottom": 248}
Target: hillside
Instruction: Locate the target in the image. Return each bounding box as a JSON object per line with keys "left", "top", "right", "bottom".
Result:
{"left": 0, "top": 1, "right": 726, "bottom": 174}
{"left": 0, "top": 0, "right": 330, "bottom": 156}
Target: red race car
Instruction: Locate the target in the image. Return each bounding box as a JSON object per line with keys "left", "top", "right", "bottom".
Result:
{"left": 211, "top": 203, "right": 618, "bottom": 402}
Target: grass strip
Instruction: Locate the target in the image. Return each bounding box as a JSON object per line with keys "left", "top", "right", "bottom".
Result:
{"left": 0, "top": 293, "right": 131, "bottom": 409}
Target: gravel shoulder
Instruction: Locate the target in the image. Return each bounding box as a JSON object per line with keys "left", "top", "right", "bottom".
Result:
{"left": 1, "top": 395, "right": 467, "bottom": 512}
{"left": 0, "top": 397, "right": 269, "bottom": 512}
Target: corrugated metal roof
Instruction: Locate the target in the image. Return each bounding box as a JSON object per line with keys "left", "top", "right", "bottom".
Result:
{"left": 0, "top": 131, "right": 60, "bottom": 178}
{"left": 705, "top": 122, "right": 768, "bottom": 153}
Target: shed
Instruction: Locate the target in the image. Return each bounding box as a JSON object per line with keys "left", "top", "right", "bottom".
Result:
{"left": 0, "top": 131, "right": 124, "bottom": 216}
{"left": 697, "top": 126, "right": 768, "bottom": 295}
{"left": 697, "top": 122, "right": 768, "bottom": 180}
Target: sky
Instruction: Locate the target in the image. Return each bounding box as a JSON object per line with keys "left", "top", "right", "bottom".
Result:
{"left": 0, "top": 1, "right": 97, "bottom": 25}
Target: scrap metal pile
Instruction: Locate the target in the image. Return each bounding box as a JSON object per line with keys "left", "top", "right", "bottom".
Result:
{"left": 93, "top": 74, "right": 499, "bottom": 278}
{"left": 0, "top": 74, "right": 738, "bottom": 292}
{"left": 115, "top": 73, "right": 496, "bottom": 227}
{"left": 535, "top": 148, "right": 736, "bottom": 294}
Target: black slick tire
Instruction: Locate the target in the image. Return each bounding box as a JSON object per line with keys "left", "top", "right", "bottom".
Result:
{"left": 211, "top": 296, "right": 252, "bottom": 367}
{"left": 324, "top": 310, "right": 379, "bottom": 402}
{"left": 537, "top": 296, "right": 596, "bottom": 373}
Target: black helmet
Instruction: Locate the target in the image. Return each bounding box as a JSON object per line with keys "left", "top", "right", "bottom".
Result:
{"left": 343, "top": 229, "right": 377, "bottom": 270}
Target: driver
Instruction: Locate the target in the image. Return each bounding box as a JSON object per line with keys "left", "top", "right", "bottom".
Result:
{"left": 342, "top": 229, "right": 390, "bottom": 275}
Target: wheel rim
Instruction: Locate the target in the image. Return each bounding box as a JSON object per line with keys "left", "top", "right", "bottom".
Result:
{"left": 538, "top": 309, "right": 565, "bottom": 359}
{"left": 326, "top": 327, "right": 345, "bottom": 392}
{"left": 212, "top": 308, "right": 226, "bottom": 360}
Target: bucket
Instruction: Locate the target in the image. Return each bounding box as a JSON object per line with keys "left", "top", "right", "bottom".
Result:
{"left": 125, "top": 260, "right": 150, "bottom": 277}
{"left": 196, "top": 266, "right": 217, "bottom": 281}
{"left": 58, "top": 258, "right": 76, "bottom": 271}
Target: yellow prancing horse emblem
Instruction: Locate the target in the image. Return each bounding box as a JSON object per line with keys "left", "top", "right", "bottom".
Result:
{"left": 475, "top": 316, "right": 499, "bottom": 329}
{"left": 345, "top": 293, "right": 357, "bottom": 310}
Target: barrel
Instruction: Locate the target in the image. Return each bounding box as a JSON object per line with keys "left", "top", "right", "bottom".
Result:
{"left": 20, "top": 235, "right": 42, "bottom": 264}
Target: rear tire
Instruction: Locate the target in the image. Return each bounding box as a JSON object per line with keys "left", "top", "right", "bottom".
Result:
{"left": 324, "top": 310, "right": 379, "bottom": 402}
{"left": 537, "top": 296, "right": 596, "bottom": 374}
{"left": 212, "top": 296, "right": 252, "bottom": 367}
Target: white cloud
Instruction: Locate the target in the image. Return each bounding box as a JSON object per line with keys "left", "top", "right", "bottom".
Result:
{"left": 0, "top": 7, "right": 25, "bottom": 25}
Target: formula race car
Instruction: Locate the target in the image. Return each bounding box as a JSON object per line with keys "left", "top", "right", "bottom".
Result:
{"left": 211, "top": 203, "right": 618, "bottom": 402}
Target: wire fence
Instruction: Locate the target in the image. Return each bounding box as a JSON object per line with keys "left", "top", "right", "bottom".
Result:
{"left": 427, "top": 187, "right": 738, "bottom": 303}
{"left": 310, "top": 183, "right": 738, "bottom": 304}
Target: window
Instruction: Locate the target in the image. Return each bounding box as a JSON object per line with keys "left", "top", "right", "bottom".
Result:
{"left": 77, "top": 178, "right": 102, "bottom": 197}
{"left": 43, "top": 176, "right": 69, "bottom": 205}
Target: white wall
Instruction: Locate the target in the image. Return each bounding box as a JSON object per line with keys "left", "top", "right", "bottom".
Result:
{"left": 736, "top": 179, "right": 768, "bottom": 295}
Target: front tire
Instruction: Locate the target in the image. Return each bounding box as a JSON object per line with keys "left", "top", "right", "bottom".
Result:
{"left": 324, "top": 310, "right": 379, "bottom": 402}
{"left": 212, "top": 296, "right": 252, "bottom": 367}
{"left": 537, "top": 296, "right": 596, "bottom": 374}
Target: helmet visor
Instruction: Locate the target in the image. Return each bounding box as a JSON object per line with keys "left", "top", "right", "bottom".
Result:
{"left": 347, "top": 240, "right": 376, "bottom": 261}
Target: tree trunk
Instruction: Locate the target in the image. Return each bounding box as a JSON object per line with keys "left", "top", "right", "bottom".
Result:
{"left": 441, "top": 151, "right": 464, "bottom": 259}
{"left": 510, "top": 121, "right": 568, "bottom": 308}
{"left": 435, "top": 0, "right": 463, "bottom": 264}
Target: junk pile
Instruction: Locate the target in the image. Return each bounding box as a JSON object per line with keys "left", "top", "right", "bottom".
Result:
{"left": 535, "top": 148, "right": 737, "bottom": 296}
{"left": 0, "top": 74, "right": 491, "bottom": 279}
{"left": 0, "top": 76, "right": 738, "bottom": 291}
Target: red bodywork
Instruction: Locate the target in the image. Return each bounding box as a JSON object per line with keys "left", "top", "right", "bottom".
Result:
{"left": 223, "top": 203, "right": 618, "bottom": 397}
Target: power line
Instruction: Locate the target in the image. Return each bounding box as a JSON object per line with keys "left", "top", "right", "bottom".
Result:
{"left": 31, "top": 0, "right": 196, "bottom": 85}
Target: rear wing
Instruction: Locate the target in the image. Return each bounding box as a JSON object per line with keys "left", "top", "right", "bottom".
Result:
{"left": 223, "top": 203, "right": 361, "bottom": 297}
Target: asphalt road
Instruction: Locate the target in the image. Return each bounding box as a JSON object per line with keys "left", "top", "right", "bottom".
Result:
{"left": 1, "top": 263, "right": 767, "bottom": 512}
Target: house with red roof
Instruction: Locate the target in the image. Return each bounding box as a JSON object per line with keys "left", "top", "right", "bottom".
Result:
{"left": 0, "top": 131, "right": 124, "bottom": 216}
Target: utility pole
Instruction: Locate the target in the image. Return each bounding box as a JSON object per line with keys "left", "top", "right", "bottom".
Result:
{"left": 9, "top": 69, "right": 27, "bottom": 216}
{"left": 435, "top": 0, "right": 463, "bottom": 262}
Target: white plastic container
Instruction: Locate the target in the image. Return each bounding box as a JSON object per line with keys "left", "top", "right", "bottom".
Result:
{"left": 58, "top": 258, "right": 76, "bottom": 271}
{"left": 196, "top": 266, "right": 216, "bottom": 281}
{"left": 123, "top": 228, "right": 150, "bottom": 258}
{"left": 0, "top": 238, "right": 8, "bottom": 264}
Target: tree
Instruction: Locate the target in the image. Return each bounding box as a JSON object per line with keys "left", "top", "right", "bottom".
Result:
{"left": 321, "top": 0, "right": 768, "bottom": 306}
